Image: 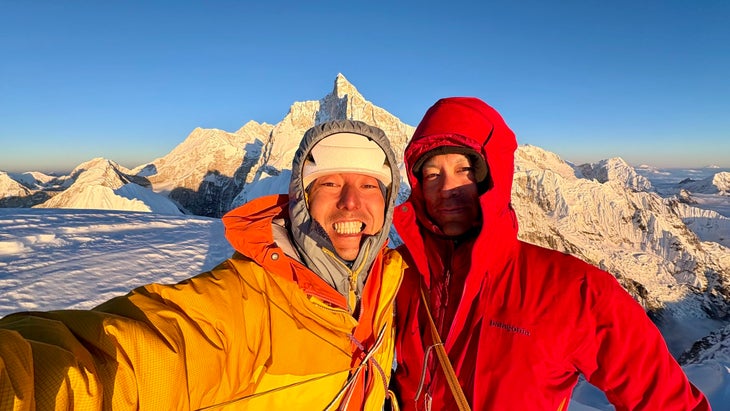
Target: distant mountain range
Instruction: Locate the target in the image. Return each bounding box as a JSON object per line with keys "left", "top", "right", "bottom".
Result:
{"left": 2, "top": 73, "right": 729, "bottom": 361}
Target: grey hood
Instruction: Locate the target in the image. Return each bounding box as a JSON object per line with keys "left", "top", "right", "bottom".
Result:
{"left": 288, "top": 120, "right": 400, "bottom": 311}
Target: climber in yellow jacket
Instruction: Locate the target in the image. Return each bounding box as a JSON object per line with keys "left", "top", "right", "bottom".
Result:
{"left": 0, "top": 120, "right": 406, "bottom": 410}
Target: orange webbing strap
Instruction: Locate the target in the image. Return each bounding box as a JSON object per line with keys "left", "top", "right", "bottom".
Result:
{"left": 325, "top": 324, "right": 390, "bottom": 410}
{"left": 419, "top": 287, "right": 472, "bottom": 411}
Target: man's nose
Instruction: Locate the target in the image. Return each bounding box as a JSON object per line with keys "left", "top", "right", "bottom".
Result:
{"left": 337, "top": 183, "right": 360, "bottom": 209}
{"left": 439, "top": 174, "right": 461, "bottom": 198}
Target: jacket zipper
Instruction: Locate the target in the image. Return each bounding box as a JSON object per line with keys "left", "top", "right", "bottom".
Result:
{"left": 322, "top": 244, "right": 370, "bottom": 314}
{"left": 437, "top": 268, "right": 451, "bottom": 337}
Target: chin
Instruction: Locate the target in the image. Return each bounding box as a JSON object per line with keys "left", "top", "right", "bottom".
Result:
{"left": 336, "top": 252, "right": 358, "bottom": 261}
{"left": 441, "top": 225, "right": 472, "bottom": 237}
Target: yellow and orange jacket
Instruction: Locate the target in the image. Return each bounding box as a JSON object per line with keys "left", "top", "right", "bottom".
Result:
{"left": 0, "top": 194, "right": 406, "bottom": 410}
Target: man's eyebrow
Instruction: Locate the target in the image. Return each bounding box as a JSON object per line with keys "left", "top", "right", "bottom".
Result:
{"left": 423, "top": 158, "right": 471, "bottom": 168}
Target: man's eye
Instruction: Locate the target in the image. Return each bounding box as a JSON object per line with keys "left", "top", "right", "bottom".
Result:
{"left": 458, "top": 167, "right": 474, "bottom": 174}
{"left": 423, "top": 172, "right": 439, "bottom": 181}
{"left": 363, "top": 184, "right": 379, "bottom": 189}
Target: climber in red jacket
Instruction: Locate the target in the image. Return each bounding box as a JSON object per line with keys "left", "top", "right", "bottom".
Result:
{"left": 392, "top": 97, "right": 711, "bottom": 410}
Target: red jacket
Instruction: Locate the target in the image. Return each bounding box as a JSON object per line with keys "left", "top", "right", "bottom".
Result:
{"left": 392, "top": 97, "right": 710, "bottom": 410}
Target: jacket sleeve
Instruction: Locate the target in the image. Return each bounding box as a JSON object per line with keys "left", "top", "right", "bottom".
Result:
{"left": 572, "top": 268, "right": 711, "bottom": 411}
{"left": 0, "top": 259, "right": 267, "bottom": 410}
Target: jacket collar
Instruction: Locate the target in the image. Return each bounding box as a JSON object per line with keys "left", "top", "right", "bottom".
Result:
{"left": 223, "top": 194, "right": 348, "bottom": 308}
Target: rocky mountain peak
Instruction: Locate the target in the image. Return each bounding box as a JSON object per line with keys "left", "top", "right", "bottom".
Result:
{"left": 575, "top": 157, "right": 653, "bottom": 192}
{"left": 515, "top": 145, "right": 576, "bottom": 179}
{"left": 231, "top": 74, "right": 415, "bottom": 207}
{"left": 333, "top": 73, "right": 361, "bottom": 99}
{"left": 0, "top": 172, "right": 31, "bottom": 198}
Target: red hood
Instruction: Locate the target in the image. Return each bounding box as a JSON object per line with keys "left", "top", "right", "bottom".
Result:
{"left": 395, "top": 97, "right": 519, "bottom": 285}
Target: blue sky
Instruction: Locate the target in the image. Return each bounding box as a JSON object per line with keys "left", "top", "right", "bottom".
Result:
{"left": 1, "top": 1, "right": 728, "bottom": 173}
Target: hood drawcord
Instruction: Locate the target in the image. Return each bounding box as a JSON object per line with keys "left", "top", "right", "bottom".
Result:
{"left": 322, "top": 243, "right": 370, "bottom": 314}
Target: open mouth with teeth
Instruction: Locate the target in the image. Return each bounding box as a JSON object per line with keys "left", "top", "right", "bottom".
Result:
{"left": 333, "top": 221, "right": 365, "bottom": 235}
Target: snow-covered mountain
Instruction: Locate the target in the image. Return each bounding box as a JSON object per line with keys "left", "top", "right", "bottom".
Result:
{"left": 124, "top": 73, "right": 415, "bottom": 216}
{"left": 679, "top": 172, "right": 730, "bottom": 195}
{"left": 680, "top": 323, "right": 730, "bottom": 365}
{"left": 131, "top": 122, "right": 273, "bottom": 217}
{"left": 229, "top": 73, "right": 414, "bottom": 208}
{"left": 4, "top": 171, "right": 59, "bottom": 190}
{"left": 0, "top": 172, "right": 31, "bottom": 198}
{"left": 34, "top": 158, "right": 182, "bottom": 214}
{"left": 0, "top": 171, "right": 66, "bottom": 208}
{"left": 575, "top": 157, "right": 653, "bottom": 192}
{"left": 671, "top": 201, "right": 730, "bottom": 248}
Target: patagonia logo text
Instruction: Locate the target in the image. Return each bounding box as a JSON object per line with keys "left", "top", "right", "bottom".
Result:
{"left": 489, "top": 319, "right": 531, "bottom": 336}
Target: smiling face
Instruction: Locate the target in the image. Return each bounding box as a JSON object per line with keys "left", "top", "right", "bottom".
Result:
{"left": 420, "top": 153, "right": 481, "bottom": 237}
{"left": 307, "top": 173, "right": 386, "bottom": 261}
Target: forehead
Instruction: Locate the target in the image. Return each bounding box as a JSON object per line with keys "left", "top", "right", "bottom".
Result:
{"left": 313, "top": 172, "right": 380, "bottom": 182}
{"left": 421, "top": 153, "right": 472, "bottom": 168}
